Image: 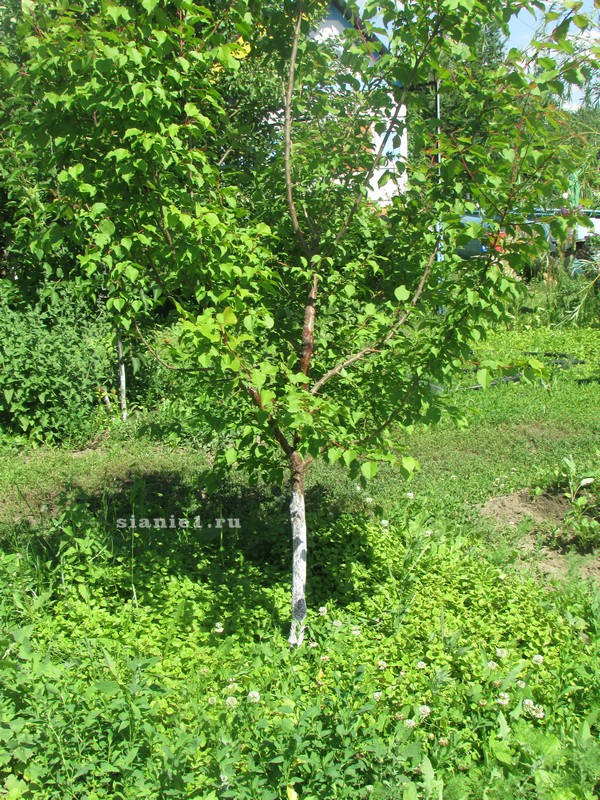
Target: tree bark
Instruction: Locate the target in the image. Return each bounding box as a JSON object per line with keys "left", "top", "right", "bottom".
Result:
{"left": 117, "top": 338, "right": 128, "bottom": 421}
{"left": 288, "top": 450, "right": 307, "bottom": 647}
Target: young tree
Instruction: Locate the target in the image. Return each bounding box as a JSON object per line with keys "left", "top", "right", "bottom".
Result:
{"left": 5, "top": 0, "right": 595, "bottom": 645}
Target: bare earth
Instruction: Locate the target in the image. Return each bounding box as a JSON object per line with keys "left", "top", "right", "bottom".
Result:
{"left": 481, "top": 489, "right": 600, "bottom": 582}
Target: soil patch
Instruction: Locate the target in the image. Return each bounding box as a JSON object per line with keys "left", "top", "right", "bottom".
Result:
{"left": 520, "top": 533, "right": 600, "bottom": 583}
{"left": 481, "top": 490, "right": 599, "bottom": 583}
{"left": 481, "top": 489, "right": 568, "bottom": 527}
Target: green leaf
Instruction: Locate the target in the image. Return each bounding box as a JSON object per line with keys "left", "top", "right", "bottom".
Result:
{"left": 342, "top": 450, "right": 357, "bottom": 467}
{"left": 401, "top": 456, "right": 418, "bottom": 476}
{"left": 476, "top": 368, "right": 491, "bottom": 389}
{"left": 225, "top": 448, "right": 237, "bottom": 466}
{"left": 360, "top": 461, "right": 379, "bottom": 479}
{"left": 402, "top": 783, "right": 419, "bottom": 800}
{"left": 141, "top": 0, "right": 159, "bottom": 13}
{"left": 497, "top": 711, "right": 511, "bottom": 740}
{"left": 327, "top": 447, "right": 343, "bottom": 464}
{"left": 222, "top": 307, "right": 237, "bottom": 326}
{"left": 99, "top": 219, "right": 116, "bottom": 237}
{"left": 394, "top": 285, "right": 410, "bottom": 302}
{"left": 93, "top": 680, "right": 121, "bottom": 696}
{"left": 490, "top": 736, "right": 514, "bottom": 766}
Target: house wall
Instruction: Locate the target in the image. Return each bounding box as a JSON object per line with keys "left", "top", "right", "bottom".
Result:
{"left": 314, "top": 3, "right": 409, "bottom": 205}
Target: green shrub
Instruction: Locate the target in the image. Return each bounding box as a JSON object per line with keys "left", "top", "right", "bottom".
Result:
{"left": 0, "top": 283, "right": 115, "bottom": 443}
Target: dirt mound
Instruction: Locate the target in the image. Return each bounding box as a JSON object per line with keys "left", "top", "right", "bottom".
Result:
{"left": 481, "top": 489, "right": 599, "bottom": 583}
{"left": 481, "top": 489, "right": 568, "bottom": 527}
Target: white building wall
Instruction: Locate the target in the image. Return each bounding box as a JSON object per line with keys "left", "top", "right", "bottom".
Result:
{"left": 314, "top": 4, "right": 409, "bottom": 206}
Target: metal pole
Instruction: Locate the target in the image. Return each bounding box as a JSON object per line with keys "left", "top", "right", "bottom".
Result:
{"left": 117, "top": 338, "right": 128, "bottom": 421}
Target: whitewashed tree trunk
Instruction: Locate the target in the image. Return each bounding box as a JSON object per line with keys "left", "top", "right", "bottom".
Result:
{"left": 117, "top": 339, "right": 128, "bottom": 421}
{"left": 288, "top": 451, "right": 307, "bottom": 647}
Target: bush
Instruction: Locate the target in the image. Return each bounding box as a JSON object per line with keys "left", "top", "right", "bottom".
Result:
{"left": 0, "top": 282, "right": 115, "bottom": 443}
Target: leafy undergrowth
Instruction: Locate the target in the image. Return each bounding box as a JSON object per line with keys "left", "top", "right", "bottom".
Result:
{"left": 0, "top": 495, "right": 599, "bottom": 799}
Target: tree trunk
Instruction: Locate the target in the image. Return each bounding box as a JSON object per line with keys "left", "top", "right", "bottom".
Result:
{"left": 288, "top": 451, "right": 307, "bottom": 647}
{"left": 117, "top": 338, "right": 128, "bottom": 421}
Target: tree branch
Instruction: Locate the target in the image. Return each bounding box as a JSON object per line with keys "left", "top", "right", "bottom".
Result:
{"left": 284, "top": 0, "right": 312, "bottom": 259}
{"left": 299, "top": 272, "right": 319, "bottom": 375}
{"left": 220, "top": 330, "right": 294, "bottom": 457}
{"left": 134, "top": 321, "right": 195, "bottom": 372}
{"left": 243, "top": 383, "right": 294, "bottom": 458}
{"left": 310, "top": 244, "right": 437, "bottom": 396}
{"left": 332, "top": 16, "right": 445, "bottom": 247}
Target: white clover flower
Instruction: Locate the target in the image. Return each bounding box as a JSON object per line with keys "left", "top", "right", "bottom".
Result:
{"left": 417, "top": 661, "right": 427, "bottom": 670}
{"left": 406, "top": 492, "right": 414, "bottom": 499}
{"left": 496, "top": 648, "right": 507, "bottom": 659}
{"left": 497, "top": 692, "right": 510, "bottom": 706}
{"left": 532, "top": 705, "right": 545, "bottom": 719}
{"left": 225, "top": 696, "right": 238, "bottom": 708}
{"left": 487, "top": 660, "right": 498, "bottom": 670}
{"left": 424, "top": 530, "right": 432, "bottom": 537}
{"left": 439, "top": 737, "right": 450, "bottom": 746}
{"left": 378, "top": 660, "right": 387, "bottom": 671}
{"left": 523, "top": 698, "right": 535, "bottom": 709}
{"left": 355, "top": 485, "right": 362, "bottom": 493}
{"left": 227, "top": 682, "right": 239, "bottom": 692}
{"left": 405, "top": 718, "right": 417, "bottom": 729}
{"left": 365, "top": 497, "right": 373, "bottom": 504}
{"left": 532, "top": 654, "right": 544, "bottom": 665}
{"left": 308, "top": 641, "right": 318, "bottom": 648}
{"left": 373, "top": 691, "right": 383, "bottom": 701}
{"left": 207, "top": 696, "right": 217, "bottom": 706}
{"left": 320, "top": 655, "right": 330, "bottom": 662}
{"left": 380, "top": 519, "right": 389, "bottom": 528}
{"left": 332, "top": 619, "right": 342, "bottom": 628}
{"left": 451, "top": 475, "right": 457, "bottom": 480}
{"left": 418, "top": 705, "right": 431, "bottom": 718}
{"left": 213, "top": 622, "right": 224, "bottom": 634}
{"left": 517, "top": 680, "right": 526, "bottom": 689}
{"left": 351, "top": 627, "right": 361, "bottom": 636}
{"left": 318, "top": 606, "right": 328, "bottom": 616}
{"left": 247, "top": 691, "right": 260, "bottom": 704}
